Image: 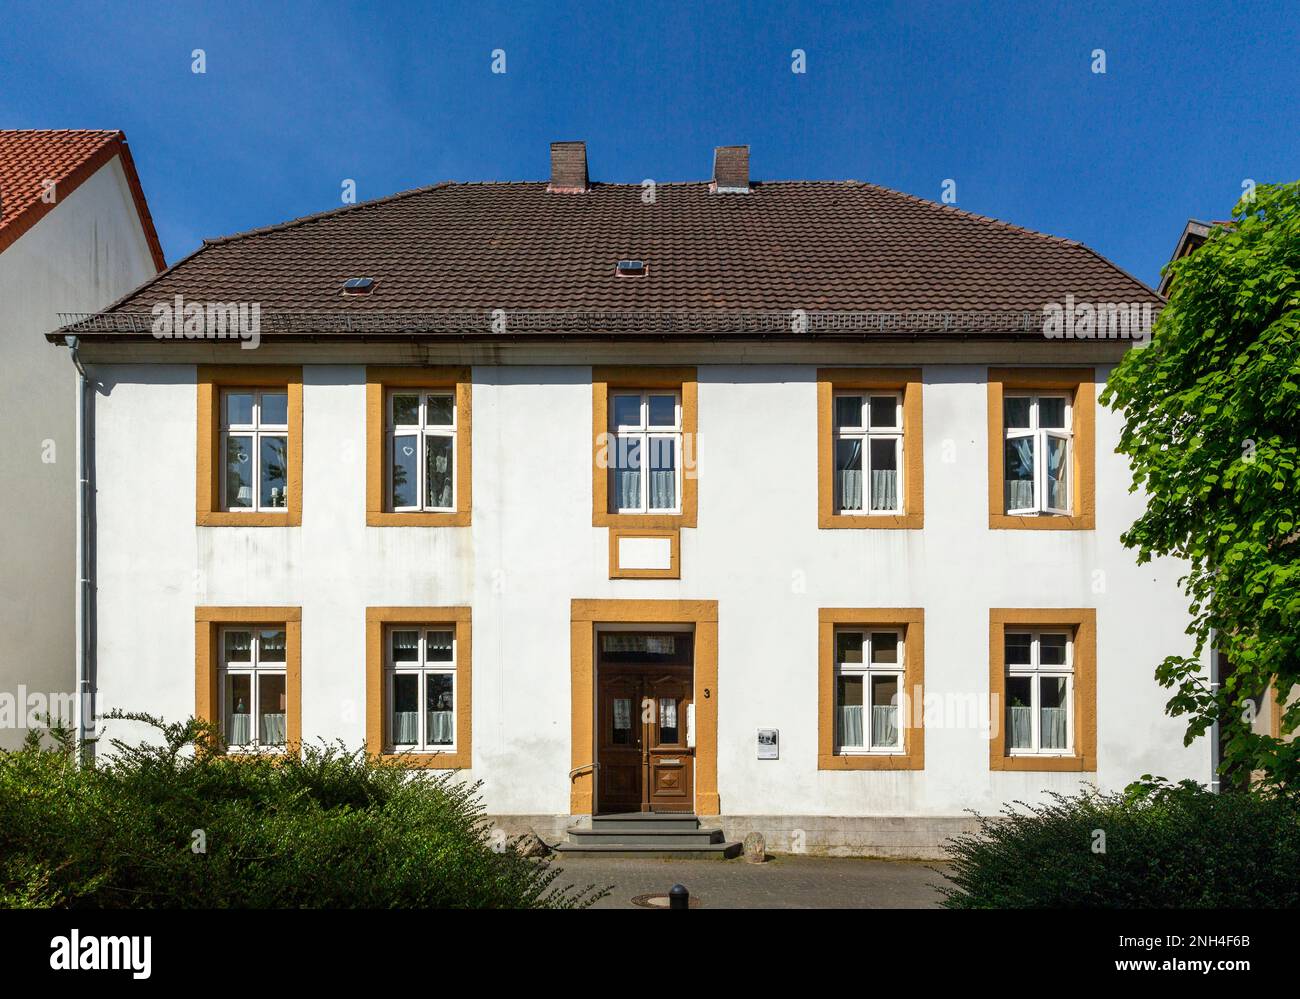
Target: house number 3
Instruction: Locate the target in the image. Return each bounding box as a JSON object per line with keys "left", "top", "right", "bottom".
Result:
{"left": 703, "top": 689, "right": 710, "bottom": 699}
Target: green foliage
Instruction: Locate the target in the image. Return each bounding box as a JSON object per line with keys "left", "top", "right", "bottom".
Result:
{"left": 1101, "top": 181, "right": 1300, "bottom": 789}
{"left": 0, "top": 714, "right": 602, "bottom": 909}
{"left": 941, "top": 780, "right": 1300, "bottom": 908}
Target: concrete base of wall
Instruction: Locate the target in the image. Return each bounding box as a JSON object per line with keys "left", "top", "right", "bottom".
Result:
{"left": 485, "top": 814, "right": 982, "bottom": 860}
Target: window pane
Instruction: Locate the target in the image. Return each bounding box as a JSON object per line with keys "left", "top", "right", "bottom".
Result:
{"left": 648, "top": 437, "right": 677, "bottom": 510}
{"left": 647, "top": 394, "right": 676, "bottom": 427}
{"left": 868, "top": 396, "right": 898, "bottom": 429}
{"left": 225, "top": 435, "right": 253, "bottom": 508}
{"left": 1005, "top": 633, "right": 1033, "bottom": 666}
{"left": 426, "top": 394, "right": 454, "bottom": 427}
{"left": 260, "top": 435, "right": 289, "bottom": 508}
{"left": 612, "top": 394, "right": 641, "bottom": 428}
{"left": 392, "top": 673, "right": 418, "bottom": 744}
{"left": 870, "top": 674, "right": 899, "bottom": 748}
{"left": 658, "top": 697, "right": 679, "bottom": 743}
{"left": 1004, "top": 396, "right": 1032, "bottom": 430}
{"left": 836, "top": 631, "right": 864, "bottom": 665}
{"left": 259, "top": 630, "right": 286, "bottom": 663}
{"left": 1004, "top": 437, "right": 1034, "bottom": 511}
{"left": 391, "top": 434, "right": 418, "bottom": 507}
{"left": 426, "top": 631, "right": 453, "bottom": 662}
{"left": 836, "top": 676, "right": 864, "bottom": 748}
{"left": 1040, "top": 677, "right": 1068, "bottom": 749}
{"left": 612, "top": 436, "right": 641, "bottom": 510}
{"left": 871, "top": 632, "right": 899, "bottom": 664}
{"left": 1040, "top": 633, "right": 1069, "bottom": 667}
{"left": 868, "top": 438, "right": 899, "bottom": 511}
{"left": 426, "top": 435, "right": 454, "bottom": 509}
{"left": 835, "top": 438, "right": 863, "bottom": 512}
{"left": 1007, "top": 675, "right": 1033, "bottom": 750}
{"left": 224, "top": 391, "right": 254, "bottom": 427}
{"left": 1038, "top": 397, "right": 1067, "bottom": 430}
{"left": 1046, "top": 435, "right": 1069, "bottom": 509}
{"left": 258, "top": 673, "right": 287, "bottom": 746}
{"left": 392, "top": 394, "right": 419, "bottom": 426}
{"left": 427, "top": 674, "right": 454, "bottom": 745}
{"left": 611, "top": 697, "right": 632, "bottom": 745}
{"left": 834, "top": 395, "right": 862, "bottom": 429}
{"left": 223, "top": 630, "right": 252, "bottom": 663}
{"left": 391, "top": 630, "right": 419, "bottom": 663}
{"left": 225, "top": 673, "right": 252, "bottom": 747}
{"left": 260, "top": 392, "right": 288, "bottom": 426}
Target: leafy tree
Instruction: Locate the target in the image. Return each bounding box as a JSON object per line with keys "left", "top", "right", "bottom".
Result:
{"left": 1102, "top": 180, "right": 1300, "bottom": 791}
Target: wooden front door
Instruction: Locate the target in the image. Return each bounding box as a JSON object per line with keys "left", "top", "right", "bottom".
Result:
{"left": 595, "top": 632, "right": 695, "bottom": 814}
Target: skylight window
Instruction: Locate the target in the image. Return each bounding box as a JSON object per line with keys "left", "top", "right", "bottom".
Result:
{"left": 616, "top": 259, "right": 647, "bottom": 277}
{"left": 342, "top": 277, "right": 376, "bottom": 295}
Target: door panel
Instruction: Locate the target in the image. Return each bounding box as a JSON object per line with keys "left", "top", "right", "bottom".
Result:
{"left": 597, "top": 674, "right": 642, "bottom": 814}
{"left": 645, "top": 672, "right": 694, "bottom": 812}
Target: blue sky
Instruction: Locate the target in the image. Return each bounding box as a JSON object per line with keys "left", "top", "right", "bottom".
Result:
{"left": 3, "top": 0, "right": 1296, "bottom": 286}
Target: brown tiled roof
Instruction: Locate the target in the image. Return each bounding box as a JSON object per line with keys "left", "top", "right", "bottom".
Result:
{"left": 60, "top": 178, "right": 1158, "bottom": 339}
{"left": 0, "top": 129, "right": 166, "bottom": 269}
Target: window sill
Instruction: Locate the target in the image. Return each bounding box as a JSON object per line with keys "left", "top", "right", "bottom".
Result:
{"left": 593, "top": 511, "right": 694, "bottom": 530}
{"left": 820, "top": 512, "right": 923, "bottom": 530}
{"left": 990, "top": 753, "right": 1094, "bottom": 772}
{"left": 818, "top": 752, "right": 923, "bottom": 771}
{"left": 198, "top": 511, "right": 300, "bottom": 527}
{"left": 989, "top": 513, "right": 1094, "bottom": 531}
{"left": 379, "top": 749, "right": 470, "bottom": 769}
{"left": 368, "top": 511, "right": 471, "bottom": 528}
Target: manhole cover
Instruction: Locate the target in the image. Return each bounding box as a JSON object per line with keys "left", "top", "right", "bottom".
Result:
{"left": 631, "top": 893, "right": 701, "bottom": 909}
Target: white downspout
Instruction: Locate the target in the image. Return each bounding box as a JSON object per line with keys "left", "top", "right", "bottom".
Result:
{"left": 67, "top": 335, "right": 90, "bottom": 762}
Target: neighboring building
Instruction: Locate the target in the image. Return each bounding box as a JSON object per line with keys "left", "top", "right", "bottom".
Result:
{"left": 52, "top": 142, "right": 1209, "bottom": 856}
{"left": 0, "top": 130, "right": 165, "bottom": 748}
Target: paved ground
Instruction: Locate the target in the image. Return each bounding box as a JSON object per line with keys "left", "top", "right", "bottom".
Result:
{"left": 550, "top": 855, "right": 951, "bottom": 909}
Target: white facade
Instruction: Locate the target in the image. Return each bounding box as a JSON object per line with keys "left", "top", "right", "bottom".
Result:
{"left": 84, "top": 343, "right": 1210, "bottom": 852}
{"left": 0, "top": 156, "right": 159, "bottom": 747}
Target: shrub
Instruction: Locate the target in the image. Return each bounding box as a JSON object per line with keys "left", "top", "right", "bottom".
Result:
{"left": 0, "top": 715, "right": 602, "bottom": 909}
{"left": 940, "top": 779, "right": 1300, "bottom": 908}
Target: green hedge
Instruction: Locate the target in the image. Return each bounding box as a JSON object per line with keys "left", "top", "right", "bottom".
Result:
{"left": 941, "top": 779, "right": 1300, "bottom": 908}
{"left": 0, "top": 716, "right": 601, "bottom": 909}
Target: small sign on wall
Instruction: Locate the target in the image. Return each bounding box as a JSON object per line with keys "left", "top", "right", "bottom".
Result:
{"left": 757, "top": 728, "right": 779, "bottom": 760}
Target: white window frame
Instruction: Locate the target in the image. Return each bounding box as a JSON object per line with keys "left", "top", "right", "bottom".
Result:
{"left": 1004, "top": 393, "right": 1072, "bottom": 516}
{"left": 218, "top": 627, "right": 288, "bottom": 753}
{"left": 220, "top": 389, "right": 290, "bottom": 514}
{"left": 1005, "top": 630, "right": 1075, "bottom": 755}
{"left": 386, "top": 626, "right": 458, "bottom": 753}
{"left": 386, "top": 390, "right": 457, "bottom": 513}
{"left": 834, "top": 627, "right": 905, "bottom": 754}
{"left": 610, "top": 390, "right": 682, "bottom": 514}
{"left": 832, "top": 391, "right": 904, "bottom": 515}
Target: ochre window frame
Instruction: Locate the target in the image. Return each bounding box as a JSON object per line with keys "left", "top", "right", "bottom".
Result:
{"left": 989, "top": 608, "right": 1097, "bottom": 771}
{"left": 366, "top": 606, "right": 472, "bottom": 769}
{"left": 366, "top": 367, "right": 472, "bottom": 527}
{"left": 818, "top": 608, "right": 925, "bottom": 770}
{"left": 817, "top": 368, "right": 924, "bottom": 529}
{"left": 592, "top": 367, "right": 697, "bottom": 529}
{"left": 195, "top": 606, "right": 302, "bottom": 753}
{"left": 570, "top": 599, "right": 718, "bottom": 815}
{"left": 988, "top": 368, "right": 1095, "bottom": 530}
{"left": 197, "top": 365, "right": 303, "bottom": 526}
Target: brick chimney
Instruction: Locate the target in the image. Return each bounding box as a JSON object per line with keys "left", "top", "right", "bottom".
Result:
{"left": 548, "top": 141, "right": 588, "bottom": 193}
{"left": 711, "top": 145, "right": 750, "bottom": 193}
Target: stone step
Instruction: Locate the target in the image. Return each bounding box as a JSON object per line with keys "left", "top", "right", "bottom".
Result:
{"left": 565, "top": 826, "right": 725, "bottom": 847}
{"left": 590, "top": 812, "right": 701, "bottom": 831}
{"left": 554, "top": 840, "right": 743, "bottom": 860}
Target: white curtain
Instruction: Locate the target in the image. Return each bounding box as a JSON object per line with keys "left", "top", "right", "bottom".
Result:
{"left": 1041, "top": 706, "right": 1068, "bottom": 749}
{"left": 1008, "top": 705, "right": 1033, "bottom": 749}
{"left": 393, "top": 711, "right": 418, "bottom": 744}
{"left": 613, "top": 698, "right": 631, "bottom": 731}
{"left": 1046, "top": 436, "right": 1068, "bottom": 509}
{"left": 649, "top": 470, "right": 675, "bottom": 509}
{"left": 427, "top": 438, "right": 453, "bottom": 507}
{"left": 427, "top": 711, "right": 454, "bottom": 744}
{"left": 227, "top": 712, "right": 251, "bottom": 747}
{"left": 869, "top": 469, "right": 898, "bottom": 511}
{"left": 615, "top": 468, "right": 640, "bottom": 509}
{"left": 871, "top": 704, "right": 898, "bottom": 747}
{"left": 1005, "top": 438, "right": 1035, "bottom": 510}
{"left": 838, "top": 438, "right": 863, "bottom": 511}
{"left": 659, "top": 698, "right": 677, "bottom": 728}
{"left": 259, "top": 712, "right": 286, "bottom": 745}
{"left": 838, "top": 705, "right": 864, "bottom": 747}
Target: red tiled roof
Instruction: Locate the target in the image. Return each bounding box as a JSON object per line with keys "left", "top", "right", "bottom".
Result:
{"left": 0, "top": 129, "right": 166, "bottom": 270}
{"left": 63, "top": 176, "right": 1158, "bottom": 339}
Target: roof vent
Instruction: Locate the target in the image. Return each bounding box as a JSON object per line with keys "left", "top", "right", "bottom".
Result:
{"left": 342, "top": 277, "right": 376, "bottom": 295}
{"left": 616, "top": 259, "right": 647, "bottom": 277}
{"left": 548, "top": 141, "right": 589, "bottom": 194}
{"left": 711, "top": 145, "right": 750, "bottom": 194}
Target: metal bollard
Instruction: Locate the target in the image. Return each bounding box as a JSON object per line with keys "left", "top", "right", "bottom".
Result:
{"left": 669, "top": 883, "right": 689, "bottom": 910}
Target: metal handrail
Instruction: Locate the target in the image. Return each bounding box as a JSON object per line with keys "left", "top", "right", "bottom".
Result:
{"left": 568, "top": 762, "right": 599, "bottom": 780}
